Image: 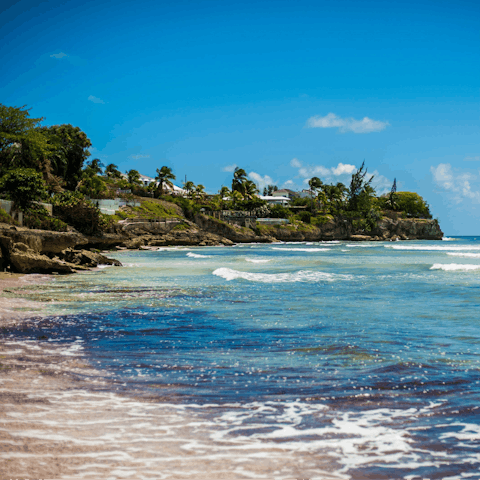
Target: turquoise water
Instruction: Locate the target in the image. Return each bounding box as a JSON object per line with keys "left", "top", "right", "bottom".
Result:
{"left": 14, "top": 237, "right": 480, "bottom": 478}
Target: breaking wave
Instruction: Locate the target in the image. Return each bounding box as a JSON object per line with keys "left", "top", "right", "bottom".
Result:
{"left": 271, "top": 247, "right": 331, "bottom": 252}
{"left": 187, "top": 252, "right": 212, "bottom": 259}
{"left": 430, "top": 263, "right": 480, "bottom": 272}
{"left": 245, "top": 258, "right": 272, "bottom": 264}
{"left": 213, "top": 268, "right": 345, "bottom": 283}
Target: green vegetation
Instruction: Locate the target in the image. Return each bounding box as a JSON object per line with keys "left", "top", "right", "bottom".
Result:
{"left": 0, "top": 102, "right": 435, "bottom": 236}
{"left": 0, "top": 207, "right": 17, "bottom": 225}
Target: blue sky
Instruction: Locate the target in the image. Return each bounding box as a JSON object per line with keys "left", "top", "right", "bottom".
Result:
{"left": 1, "top": 0, "right": 479, "bottom": 234}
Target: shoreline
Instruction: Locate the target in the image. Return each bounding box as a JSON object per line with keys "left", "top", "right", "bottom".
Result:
{"left": 0, "top": 269, "right": 342, "bottom": 480}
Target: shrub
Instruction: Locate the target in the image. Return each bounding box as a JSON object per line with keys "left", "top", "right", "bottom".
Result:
{"left": 268, "top": 204, "right": 292, "bottom": 218}
{"left": 23, "top": 205, "right": 68, "bottom": 232}
{"left": 0, "top": 168, "right": 47, "bottom": 209}
{"left": 297, "top": 211, "right": 312, "bottom": 224}
{"left": 51, "top": 191, "right": 104, "bottom": 235}
{"left": 395, "top": 192, "right": 432, "bottom": 218}
{"left": 0, "top": 207, "right": 18, "bottom": 225}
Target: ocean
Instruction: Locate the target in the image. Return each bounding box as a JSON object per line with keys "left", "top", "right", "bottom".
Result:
{"left": 9, "top": 236, "right": 480, "bottom": 479}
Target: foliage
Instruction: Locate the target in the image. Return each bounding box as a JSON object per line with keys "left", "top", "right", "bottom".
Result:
{"left": 105, "top": 163, "right": 122, "bottom": 178}
{"left": 155, "top": 166, "right": 176, "bottom": 195}
{"left": 231, "top": 167, "right": 247, "bottom": 194}
{"left": 130, "top": 199, "right": 180, "bottom": 219}
{"left": 0, "top": 207, "right": 18, "bottom": 225}
{"left": 40, "top": 124, "right": 92, "bottom": 190}
{"left": 0, "top": 104, "right": 50, "bottom": 176}
{"left": 127, "top": 169, "right": 142, "bottom": 186}
{"left": 0, "top": 168, "right": 48, "bottom": 209}
{"left": 263, "top": 184, "right": 278, "bottom": 195}
{"left": 298, "top": 211, "right": 312, "bottom": 223}
{"left": 23, "top": 204, "right": 68, "bottom": 232}
{"left": 268, "top": 204, "right": 292, "bottom": 218}
{"left": 85, "top": 158, "right": 104, "bottom": 175}
{"left": 51, "top": 191, "right": 104, "bottom": 235}
{"left": 164, "top": 195, "right": 201, "bottom": 219}
{"left": 347, "top": 161, "right": 374, "bottom": 211}
{"left": 395, "top": 192, "right": 432, "bottom": 218}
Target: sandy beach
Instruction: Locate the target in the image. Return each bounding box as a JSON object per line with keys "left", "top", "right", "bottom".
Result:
{"left": 0, "top": 273, "right": 340, "bottom": 480}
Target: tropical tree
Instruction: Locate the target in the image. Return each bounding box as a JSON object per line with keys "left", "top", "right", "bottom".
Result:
{"left": 105, "top": 163, "right": 122, "bottom": 178}
{"left": 127, "top": 169, "right": 141, "bottom": 186}
{"left": 0, "top": 167, "right": 48, "bottom": 210}
{"left": 194, "top": 184, "right": 206, "bottom": 202}
{"left": 263, "top": 184, "right": 278, "bottom": 195}
{"left": 347, "top": 161, "right": 374, "bottom": 212}
{"left": 0, "top": 104, "right": 49, "bottom": 175}
{"left": 85, "top": 158, "right": 104, "bottom": 175}
{"left": 308, "top": 176, "right": 323, "bottom": 197}
{"left": 183, "top": 180, "right": 196, "bottom": 198}
{"left": 243, "top": 180, "right": 258, "bottom": 200}
{"left": 155, "top": 166, "right": 176, "bottom": 195}
{"left": 231, "top": 167, "right": 247, "bottom": 195}
{"left": 387, "top": 178, "right": 398, "bottom": 210}
{"left": 40, "top": 124, "right": 92, "bottom": 190}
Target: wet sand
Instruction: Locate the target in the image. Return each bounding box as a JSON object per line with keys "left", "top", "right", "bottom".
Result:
{"left": 0, "top": 274, "right": 341, "bottom": 480}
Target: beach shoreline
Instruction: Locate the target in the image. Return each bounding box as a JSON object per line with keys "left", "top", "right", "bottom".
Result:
{"left": 1, "top": 271, "right": 342, "bottom": 480}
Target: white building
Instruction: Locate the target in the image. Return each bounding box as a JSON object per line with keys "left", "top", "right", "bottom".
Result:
{"left": 258, "top": 195, "right": 291, "bottom": 206}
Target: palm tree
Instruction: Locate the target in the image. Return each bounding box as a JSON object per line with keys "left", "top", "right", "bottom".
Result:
{"left": 194, "top": 184, "right": 206, "bottom": 202}
{"left": 243, "top": 180, "right": 258, "bottom": 200}
{"left": 232, "top": 167, "right": 247, "bottom": 195}
{"left": 155, "top": 166, "right": 176, "bottom": 195}
{"left": 183, "top": 180, "right": 195, "bottom": 198}
{"left": 105, "top": 163, "right": 122, "bottom": 178}
{"left": 127, "top": 169, "right": 141, "bottom": 185}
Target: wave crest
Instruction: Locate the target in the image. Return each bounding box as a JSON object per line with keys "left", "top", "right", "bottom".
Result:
{"left": 430, "top": 263, "right": 480, "bottom": 272}
{"left": 213, "top": 268, "right": 345, "bottom": 283}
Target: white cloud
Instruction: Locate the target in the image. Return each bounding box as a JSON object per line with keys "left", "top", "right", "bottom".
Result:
{"left": 129, "top": 154, "right": 150, "bottom": 159}
{"left": 223, "top": 164, "right": 237, "bottom": 172}
{"left": 283, "top": 180, "right": 294, "bottom": 186}
{"left": 50, "top": 52, "right": 68, "bottom": 59}
{"left": 249, "top": 171, "right": 274, "bottom": 191}
{"left": 306, "top": 113, "right": 390, "bottom": 133}
{"left": 464, "top": 156, "right": 480, "bottom": 162}
{"left": 88, "top": 95, "right": 105, "bottom": 104}
{"left": 331, "top": 163, "right": 357, "bottom": 176}
{"left": 291, "top": 158, "right": 356, "bottom": 179}
{"left": 431, "top": 163, "right": 480, "bottom": 203}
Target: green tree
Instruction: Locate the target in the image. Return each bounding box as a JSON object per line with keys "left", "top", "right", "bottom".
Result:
{"left": 85, "top": 158, "right": 104, "bottom": 175}
{"left": 183, "top": 180, "right": 196, "bottom": 198}
{"left": 0, "top": 104, "right": 50, "bottom": 175}
{"left": 243, "top": 180, "right": 258, "bottom": 200}
{"left": 41, "top": 124, "right": 92, "bottom": 190}
{"left": 127, "top": 169, "right": 142, "bottom": 186}
{"left": 105, "top": 163, "right": 122, "bottom": 178}
{"left": 263, "top": 184, "right": 278, "bottom": 195}
{"left": 194, "top": 184, "right": 206, "bottom": 202}
{"left": 347, "top": 161, "right": 374, "bottom": 211}
{"left": 396, "top": 192, "right": 432, "bottom": 218}
{"left": 232, "top": 167, "right": 247, "bottom": 195}
{"left": 0, "top": 167, "right": 48, "bottom": 210}
{"left": 155, "top": 166, "right": 176, "bottom": 195}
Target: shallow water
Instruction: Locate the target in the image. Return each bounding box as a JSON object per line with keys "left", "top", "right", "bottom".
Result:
{"left": 10, "top": 237, "right": 480, "bottom": 479}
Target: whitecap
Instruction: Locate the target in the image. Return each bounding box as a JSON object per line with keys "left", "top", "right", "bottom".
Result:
{"left": 213, "top": 268, "right": 345, "bottom": 283}
{"left": 271, "top": 247, "right": 331, "bottom": 252}
{"left": 446, "top": 252, "right": 480, "bottom": 258}
{"left": 430, "top": 263, "right": 480, "bottom": 272}
{"left": 386, "top": 244, "right": 480, "bottom": 251}
{"left": 186, "top": 252, "right": 212, "bottom": 259}
{"left": 244, "top": 258, "right": 272, "bottom": 264}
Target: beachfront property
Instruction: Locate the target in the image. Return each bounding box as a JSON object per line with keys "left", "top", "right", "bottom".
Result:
{"left": 258, "top": 195, "right": 291, "bottom": 206}
{"left": 270, "top": 189, "right": 299, "bottom": 199}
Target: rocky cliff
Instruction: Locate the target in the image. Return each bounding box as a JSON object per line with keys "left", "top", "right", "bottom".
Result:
{"left": 0, "top": 214, "right": 443, "bottom": 274}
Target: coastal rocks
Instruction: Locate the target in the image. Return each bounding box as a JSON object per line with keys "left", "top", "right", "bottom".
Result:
{"left": 60, "top": 248, "right": 122, "bottom": 267}
{"left": 9, "top": 243, "right": 77, "bottom": 274}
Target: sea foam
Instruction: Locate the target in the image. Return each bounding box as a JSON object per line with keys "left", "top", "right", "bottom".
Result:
{"left": 213, "top": 268, "right": 342, "bottom": 283}
{"left": 430, "top": 263, "right": 480, "bottom": 272}
{"left": 187, "top": 252, "right": 212, "bottom": 259}
{"left": 271, "top": 247, "right": 331, "bottom": 252}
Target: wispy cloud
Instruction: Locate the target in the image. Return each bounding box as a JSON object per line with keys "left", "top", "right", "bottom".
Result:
{"left": 249, "top": 172, "right": 274, "bottom": 191}
{"left": 290, "top": 158, "right": 356, "bottom": 179}
{"left": 129, "top": 154, "right": 150, "bottom": 159}
{"left": 306, "top": 113, "right": 390, "bottom": 133}
{"left": 464, "top": 156, "right": 480, "bottom": 162}
{"left": 431, "top": 163, "right": 480, "bottom": 203}
{"left": 223, "top": 164, "right": 237, "bottom": 172}
{"left": 50, "top": 52, "right": 68, "bottom": 59}
{"left": 88, "top": 95, "right": 105, "bottom": 104}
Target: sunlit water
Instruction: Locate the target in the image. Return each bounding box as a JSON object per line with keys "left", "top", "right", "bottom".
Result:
{"left": 10, "top": 237, "right": 480, "bottom": 479}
